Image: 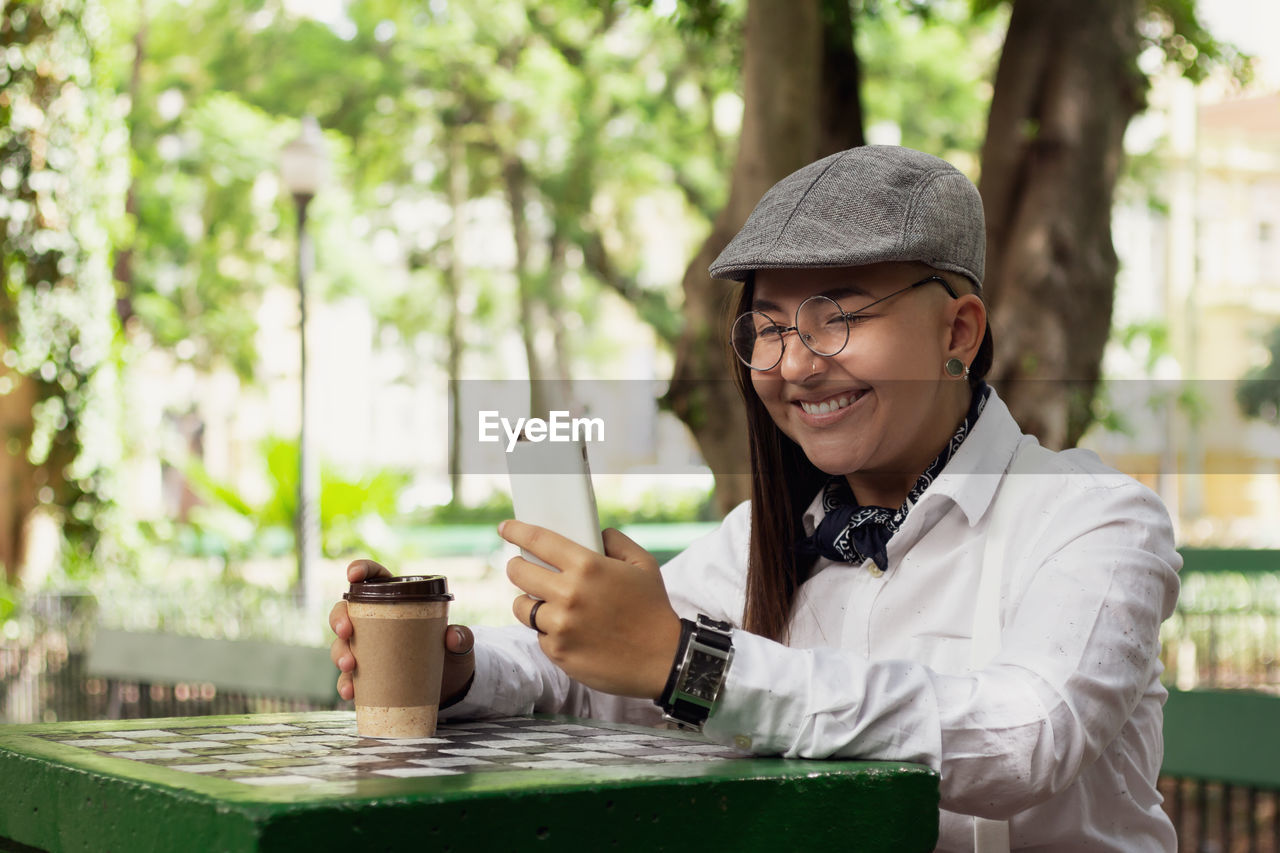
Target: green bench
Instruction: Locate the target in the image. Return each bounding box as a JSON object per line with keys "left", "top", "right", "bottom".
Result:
{"left": 1162, "top": 688, "right": 1280, "bottom": 852}
{"left": 86, "top": 629, "right": 339, "bottom": 717}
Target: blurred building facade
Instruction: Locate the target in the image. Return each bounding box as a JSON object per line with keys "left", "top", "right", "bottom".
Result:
{"left": 1095, "top": 81, "right": 1280, "bottom": 544}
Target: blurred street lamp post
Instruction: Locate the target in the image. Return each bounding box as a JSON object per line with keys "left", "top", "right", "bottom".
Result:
{"left": 280, "top": 116, "right": 326, "bottom": 607}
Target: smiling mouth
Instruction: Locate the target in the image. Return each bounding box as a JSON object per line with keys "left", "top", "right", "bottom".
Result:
{"left": 797, "top": 390, "right": 865, "bottom": 415}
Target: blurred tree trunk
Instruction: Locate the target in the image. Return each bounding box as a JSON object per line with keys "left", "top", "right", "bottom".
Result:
{"left": 667, "top": 0, "right": 863, "bottom": 514}
{"left": 0, "top": 372, "right": 38, "bottom": 585}
{"left": 113, "top": 4, "right": 147, "bottom": 328}
{"left": 0, "top": 0, "right": 119, "bottom": 584}
{"left": 504, "top": 155, "right": 548, "bottom": 416}
{"left": 979, "top": 0, "right": 1145, "bottom": 448}
{"left": 443, "top": 133, "right": 467, "bottom": 504}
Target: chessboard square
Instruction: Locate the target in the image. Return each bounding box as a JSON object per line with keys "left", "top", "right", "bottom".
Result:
{"left": 122, "top": 730, "right": 182, "bottom": 740}
{"left": 318, "top": 755, "right": 393, "bottom": 767}
{"left": 349, "top": 745, "right": 422, "bottom": 755}
{"left": 536, "top": 751, "right": 625, "bottom": 761}
{"left": 121, "top": 736, "right": 203, "bottom": 745}
{"left": 531, "top": 724, "right": 602, "bottom": 734}
{"left": 228, "top": 724, "right": 304, "bottom": 733}
{"left": 293, "top": 735, "right": 362, "bottom": 746}
{"left": 273, "top": 764, "right": 356, "bottom": 778}
{"left": 251, "top": 743, "right": 330, "bottom": 755}
{"left": 164, "top": 757, "right": 227, "bottom": 766}
{"left": 641, "top": 753, "right": 712, "bottom": 762}
{"left": 250, "top": 757, "right": 332, "bottom": 768}
{"left": 368, "top": 736, "right": 449, "bottom": 745}
{"left": 495, "top": 732, "right": 573, "bottom": 741}
{"left": 58, "top": 738, "right": 136, "bottom": 748}
{"left": 232, "top": 775, "right": 322, "bottom": 786}
{"left": 407, "top": 757, "right": 494, "bottom": 769}
{"left": 196, "top": 752, "right": 277, "bottom": 763}
{"left": 508, "top": 760, "right": 597, "bottom": 770}
{"left": 168, "top": 762, "right": 257, "bottom": 774}
{"left": 146, "top": 741, "right": 226, "bottom": 750}
{"left": 626, "top": 740, "right": 699, "bottom": 751}
{"left": 184, "top": 745, "right": 260, "bottom": 756}
{"left": 122, "top": 749, "right": 192, "bottom": 760}
{"left": 438, "top": 747, "right": 514, "bottom": 757}
{"left": 679, "top": 743, "right": 743, "bottom": 754}
{"left": 585, "top": 743, "right": 652, "bottom": 754}
{"left": 472, "top": 739, "right": 548, "bottom": 749}
{"left": 92, "top": 744, "right": 168, "bottom": 754}
{"left": 374, "top": 766, "right": 462, "bottom": 778}
{"left": 200, "top": 733, "right": 267, "bottom": 742}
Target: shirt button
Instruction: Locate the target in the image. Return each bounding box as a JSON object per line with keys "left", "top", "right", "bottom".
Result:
{"left": 733, "top": 734, "right": 752, "bottom": 750}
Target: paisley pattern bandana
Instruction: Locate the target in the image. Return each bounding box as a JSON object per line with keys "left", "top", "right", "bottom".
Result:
{"left": 796, "top": 383, "right": 990, "bottom": 573}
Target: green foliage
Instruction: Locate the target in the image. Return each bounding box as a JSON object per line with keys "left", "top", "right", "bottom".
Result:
{"left": 421, "top": 493, "right": 517, "bottom": 525}
{"left": 964, "top": 0, "right": 1253, "bottom": 88}
{"left": 415, "top": 483, "right": 715, "bottom": 527}
{"left": 1117, "top": 319, "right": 1173, "bottom": 374}
{"left": 1142, "top": 0, "right": 1253, "bottom": 86}
{"left": 0, "top": 575, "right": 15, "bottom": 624}
{"left": 1237, "top": 326, "right": 1280, "bottom": 426}
{"left": 92, "top": 565, "right": 322, "bottom": 643}
{"left": 857, "top": 1, "right": 1008, "bottom": 163}
{"left": 179, "top": 436, "right": 411, "bottom": 561}
{"left": 0, "top": 0, "right": 129, "bottom": 572}
{"left": 598, "top": 486, "right": 717, "bottom": 526}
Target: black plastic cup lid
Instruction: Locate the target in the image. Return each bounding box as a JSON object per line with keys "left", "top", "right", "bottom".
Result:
{"left": 344, "top": 575, "right": 453, "bottom": 603}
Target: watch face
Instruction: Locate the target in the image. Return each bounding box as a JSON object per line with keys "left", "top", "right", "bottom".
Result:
{"left": 683, "top": 649, "right": 724, "bottom": 701}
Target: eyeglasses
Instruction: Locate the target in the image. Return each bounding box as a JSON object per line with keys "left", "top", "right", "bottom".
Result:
{"left": 731, "top": 275, "right": 959, "bottom": 371}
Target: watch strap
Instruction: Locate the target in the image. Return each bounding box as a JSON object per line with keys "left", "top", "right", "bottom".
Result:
{"left": 656, "top": 614, "right": 734, "bottom": 730}
{"left": 658, "top": 618, "right": 696, "bottom": 708}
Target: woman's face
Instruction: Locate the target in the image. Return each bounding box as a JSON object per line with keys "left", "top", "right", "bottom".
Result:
{"left": 748, "top": 262, "right": 975, "bottom": 486}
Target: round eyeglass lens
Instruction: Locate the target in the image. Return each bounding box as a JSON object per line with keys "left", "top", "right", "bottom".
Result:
{"left": 795, "top": 295, "right": 850, "bottom": 356}
{"left": 731, "top": 311, "right": 785, "bottom": 370}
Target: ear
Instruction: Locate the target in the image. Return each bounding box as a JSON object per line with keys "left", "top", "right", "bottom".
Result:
{"left": 946, "top": 294, "right": 986, "bottom": 365}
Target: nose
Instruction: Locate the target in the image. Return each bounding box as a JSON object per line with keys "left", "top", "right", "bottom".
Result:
{"left": 776, "top": 330, "right": 826, "bottom": 383}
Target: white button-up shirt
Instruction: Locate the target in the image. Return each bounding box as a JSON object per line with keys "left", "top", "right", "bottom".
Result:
{"left": 449, "top": 390, "right": 1181, "bottom": 851}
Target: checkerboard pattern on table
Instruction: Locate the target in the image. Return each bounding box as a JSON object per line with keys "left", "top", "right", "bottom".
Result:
{"left": 39, "top": 717, "right": 746, "bottom": 787}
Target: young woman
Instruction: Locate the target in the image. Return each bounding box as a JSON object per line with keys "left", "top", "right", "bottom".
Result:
{"left": 330, "top": 146, "right": 1180, "bottom": 851}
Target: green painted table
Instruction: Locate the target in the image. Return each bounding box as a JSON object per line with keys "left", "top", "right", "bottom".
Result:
{"left": 0, "top": 712, "right": 938, "bottom": 852}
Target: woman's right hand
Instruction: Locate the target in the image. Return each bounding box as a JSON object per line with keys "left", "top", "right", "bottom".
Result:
{"left": 328, "top": 559, "right": 476, "bottom": 704}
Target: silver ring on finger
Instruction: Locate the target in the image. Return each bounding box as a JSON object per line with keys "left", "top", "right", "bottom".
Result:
{"left": 529, "top": 599, "right": 547, "bottom": 635}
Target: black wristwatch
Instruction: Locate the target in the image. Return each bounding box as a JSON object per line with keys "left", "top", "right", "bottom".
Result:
{"left": 657, "top": 614, "right": 735, "bottom": 730}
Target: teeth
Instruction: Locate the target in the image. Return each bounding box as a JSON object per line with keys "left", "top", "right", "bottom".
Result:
{"left": 800, "top": 393, "right": 859, "bottom": 415}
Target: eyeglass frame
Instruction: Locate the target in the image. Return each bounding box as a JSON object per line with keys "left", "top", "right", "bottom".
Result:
{"left": 731, "top": 274, "right": 960, "bottom": 371}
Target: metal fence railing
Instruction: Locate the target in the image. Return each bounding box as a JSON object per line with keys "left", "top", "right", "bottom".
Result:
{"left": 1160, "top": 549, "right": 1280, "bottom": 696}
{"left": 1, "top": 592, "right": 344, "bottom": 725}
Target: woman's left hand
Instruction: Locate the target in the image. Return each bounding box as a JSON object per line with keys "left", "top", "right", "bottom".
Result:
{"left": 500, "top": 521, "right": 682, "bottom": 700}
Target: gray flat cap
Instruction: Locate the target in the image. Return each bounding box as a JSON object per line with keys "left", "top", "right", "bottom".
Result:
{"left": 709, "top": 145, "right": 985, "bottom": 287}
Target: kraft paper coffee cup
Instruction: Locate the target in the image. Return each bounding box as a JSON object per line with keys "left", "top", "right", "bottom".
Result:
{"left": 344, "top": 575, "right": 454, "bottom": 738}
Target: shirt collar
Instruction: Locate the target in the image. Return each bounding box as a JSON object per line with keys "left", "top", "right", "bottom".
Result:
{"left": 801, "top": 385, "right": 1024, "bottom": 535}
{"left": 915, "top": 386, "right": 1023, "bottom": 526}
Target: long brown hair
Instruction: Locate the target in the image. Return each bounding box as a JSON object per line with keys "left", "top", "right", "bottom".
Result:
{"left": 730, "top": 280, "right": 825, "bottom": 642}
{"left": 729, "top": 274, "right": 994, "bottom": 643}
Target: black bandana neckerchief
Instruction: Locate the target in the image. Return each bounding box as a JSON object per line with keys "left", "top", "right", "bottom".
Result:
{"left": 795, "top": 383, "right": 991, "bottom": 573}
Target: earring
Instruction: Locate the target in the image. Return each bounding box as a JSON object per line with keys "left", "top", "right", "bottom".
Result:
{"left": 944, "top": 357, "right": 969, "bottom": 379}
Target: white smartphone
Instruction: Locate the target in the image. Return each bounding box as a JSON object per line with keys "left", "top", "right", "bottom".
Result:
{"left": 505, "top": 436, "right": 604, "bottom": 570}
